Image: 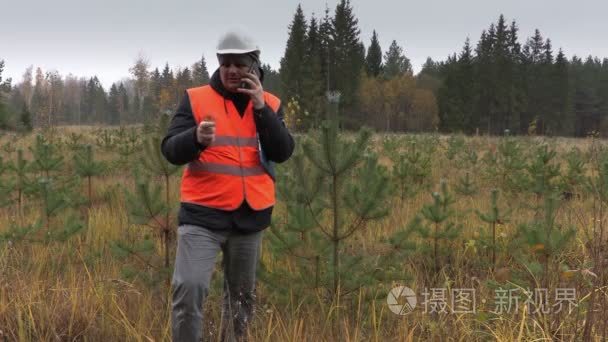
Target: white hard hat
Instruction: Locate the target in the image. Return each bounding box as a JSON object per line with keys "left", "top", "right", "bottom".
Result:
{"left": 216, "top": 31, "right": 260, "bottom": 56}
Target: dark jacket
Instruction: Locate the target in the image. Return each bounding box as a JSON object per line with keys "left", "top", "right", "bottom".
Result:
{"left": 161, "top": 69, "right": 294, "bottom": 233}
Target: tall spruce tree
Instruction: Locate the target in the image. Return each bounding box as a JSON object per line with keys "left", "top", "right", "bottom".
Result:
{"left": 260, "top": 64, "right": 281, "bottom": 95}
{"left": 522, "top": 29, "right": 547, "bottom": 133}
{"left": 0, "top": 63, "right": 8, "bottom": 129}
{"left": 107, "top": 83, "right": 121, "bottom": 125}
{"left": 330, "top": 0, "right": 365, "bottom": 111}
{"left": 118, "top": 82, "right": 129, "bottom": 124}
{"left": 506, "top": 19, "right": 525, "bottom": 134}
{"left": 365, "top": 30, "right": 383, "bottom": 77}
{"left": 318, "top": 6, "right": 334, "bottom": 94}
{"left": 438, "top": 39, "right": 475, "bottom": 133}
{"left": 175, "top": 67, "right": 193, "bottom": 105}
{"left": 383, "top": 40, "right": 412, "bottom": 79}
{"left": 600, "top": 58, "right": 608, "bottom": 131}
{"left": 300, "top": 14, "right": 324, "bottom": 130}
{"left": 161, "top": 63, "right": 174, "bottom": 93}
{"left": 491, "top": 15, "right": 515, "bottom": 134}
{"left": 192, "top": 54, "right": 210, "bottom": 86}
{"left": 552, "top": 49, "right": 573, "bottom": 135}
{"left": 280, "top": 4, "right": 308, "bottom": 104}
{"left": 417, "top": 57, "right": 442, "bottom": 95}
{"left": 149, "top": 67, "right": 162, "bottom": 115}
{"left": 474, "top": 24, "right": 498, "bottom": 134}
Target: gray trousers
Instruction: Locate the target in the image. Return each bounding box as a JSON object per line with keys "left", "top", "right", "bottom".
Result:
{"left": 171, "top": 224, "right": 263, "bottom": 342}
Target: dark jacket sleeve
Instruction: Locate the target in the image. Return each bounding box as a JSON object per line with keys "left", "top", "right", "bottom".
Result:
{"left": 253, "top": 104, "right": 295, "bottom": 163}
{"left": 161, "top": 91, "right": 205, "bottom": 165}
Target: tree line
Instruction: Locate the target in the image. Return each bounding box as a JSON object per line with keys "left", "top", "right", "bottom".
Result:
{"left": 429, "top": 15, "right": 608, "bottom": 136}
{"left": 0, "top": 0, "right": 607, "bottom": 136}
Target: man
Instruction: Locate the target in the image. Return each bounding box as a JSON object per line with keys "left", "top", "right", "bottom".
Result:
{"left": 161, "top": 31, "right": 295, "bottom": 341}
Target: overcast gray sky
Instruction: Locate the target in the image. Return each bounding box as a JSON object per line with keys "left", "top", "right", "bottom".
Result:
{"left": 2, "top": 0, "right": 607, "bottom": 88}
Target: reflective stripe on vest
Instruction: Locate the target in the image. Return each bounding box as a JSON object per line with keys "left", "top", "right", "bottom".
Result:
{"left": 188, "top": 161, "right": 266, "bottom": 177}
{"left": 208, "top": 135, "right": 258, "bottom": 148}
{"left": 180, "top": 85, "right": 282, "bottom": 211}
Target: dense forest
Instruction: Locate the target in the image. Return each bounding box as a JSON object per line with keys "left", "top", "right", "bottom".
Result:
{"left": 1, "top": 0, "right": 607, "bottom": 137}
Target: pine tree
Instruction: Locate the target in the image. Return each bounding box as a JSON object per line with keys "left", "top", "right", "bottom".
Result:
{"left": 515, "top": 193, "right": 575, "bottom": 289}
{"left": 115, "top": 116, "right": 180, "bottom": 288}
{"left": 445, "top": 134, "right": 466, "bottom": 161}
{"left": 264, "top": 99, "right": 391, "bottom": 310}
{"left": 115, "top": 127, "right": 141, "bottom": 166}
{"left": 560, "top": 147, "right": 585, "bottom": 201}
{"left": 482, "top": 132, "right": 528, "bottom": 194}
{"left": 261, "top": 144, "right": 328, "bottom": 305}
{"left": 476, "top": 189, "right": 510, "bottom": 270}
{"left": 4, "top": 138, "right": 83, "bottom": 244}
{"left": 73, "top": 145, "right": 106, "bottom": 207}
{"left": 411, "top": 179, "right": 462, "bottom": 275}
{"left": 0, "top": 153, "right": 15, "bottom": 208}
{"left": 525, "top": 143, "right": 561, "bottom": 217}
{"left": 12, "top": 149, "right": 30, "bottom": 221}
{"left": 114, "top": 168, "right": 172, "bottom": 288}
{"left": 383, "top": 40, "right": 412, "bottom": 79}
{"left": 455, "top": 172, "right": 477, "bottom": 197}
{"left": 365, "top": 30, "right": 383, "bottom": 77}
{"left": 95, "top": 128, "right": 115, "bottom": 152}
{"left": 580, "top": 142, "right": 608, "bottom": 340}
{"left": 31, "top": 177, "right": 83, "bottom": 237}
{"left": 390, "top": 139, "right": 432, "bottom": 201}
{"left": 29, "top": 134, "right": 63, "bottom": 179}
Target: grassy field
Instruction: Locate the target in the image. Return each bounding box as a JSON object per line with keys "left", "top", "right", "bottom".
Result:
{"left": 0, "top": 125, "right": 607, "bottom": 341}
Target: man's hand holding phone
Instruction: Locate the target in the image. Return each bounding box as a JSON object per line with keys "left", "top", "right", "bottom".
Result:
{"left": 238, "top": 68, "right": 265, "bottom": 110}
{"left": 197, "top": 117, "right": 216, "bottom": 147}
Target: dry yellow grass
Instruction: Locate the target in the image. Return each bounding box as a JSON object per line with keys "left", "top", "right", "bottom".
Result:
{"left": 0, "top": 126, "right": 607, "bottom": 341}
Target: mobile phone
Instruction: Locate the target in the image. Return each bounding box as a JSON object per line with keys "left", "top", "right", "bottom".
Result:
{"left": 240, "top": 62, "right": 258, "bottom": 89}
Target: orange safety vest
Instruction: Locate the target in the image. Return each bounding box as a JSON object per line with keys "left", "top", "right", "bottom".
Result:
{"left": 180, "top": 85, "right": 281, "bottom": 211}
